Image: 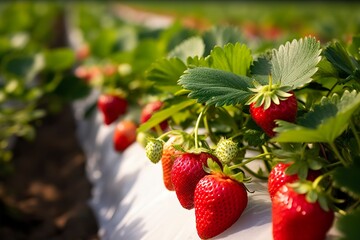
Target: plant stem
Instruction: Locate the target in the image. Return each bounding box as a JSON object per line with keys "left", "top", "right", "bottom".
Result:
{"left": 203, "top": 113, "right": 217, "bottom": 145}
{"left": 326, "top": 81, "right": 339, "bottom": 97}
{"left": 229, "top": 152, "right": 272, "bottom": 170}
{"left": 242, "top": 165, "right": 268, "bottom": 180}
{"left": 194, "top": 108, "right": 206, "bottom": 149}
{"left": 350, "top": 119, "right": 360, "bottom": 150}
{"left": 154, "top": 124, "right": 163, "bottom": 136}
{"left": 329, "top": 142, "right": 349, "bottom": 167}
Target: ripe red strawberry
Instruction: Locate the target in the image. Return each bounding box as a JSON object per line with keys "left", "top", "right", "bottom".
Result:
{"left": 140, "top": 100, "right": 168, "bottom": 131}
{"left": 97, "top": 93, "right": 128, "bottom": 125}
{"left": 194, "top": 174, "right": 248, "bottom": 239}
{"left": 161, "top": 137, "right": 182, "bottom": 191}
{"left": 248, "top": 80, "right": 297, "bottom": 137}
{"left": 171, "top": 152, "right": 220, "bottom": 209}
{"left": 250, "top": 91, "right": 297, "bottom": 137}
{"left": 272, "top": 184, "right": 334, "bottom": 240}
{"left": 113, "top": 120, "right": 137, "bottom": 152}
{"left": 268, "top": 163, "right": 320, "bottom": 200}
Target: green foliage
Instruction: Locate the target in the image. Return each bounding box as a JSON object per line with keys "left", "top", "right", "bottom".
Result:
{"left": 337, "top": 209, "right": 360, "bottom": 240}
{"left": 146, "top": 57, "right": 187, "bottom": 93}
{"left": 202, "top": 26, "right": 243, "bottom": 56}
{"left": 273, "top": 90, "right": 360, "bottom": 143}
{"left": 323, "top": 41, "right": 360, "bottom": 81}
{"left": 178, "top": 67, "right": 252, "bottom": 107}
{"left": 209, "top": 43, "right": 252, "bottom": 76}
{"left": 44, "top": 48, "right": 75, "bottom": 71}
{"left": 271, "top": 37, "right": 321, "bottom": 88}
{"left": 168, "top": 36, "right": 205, "bottom": 62}
{"left": 333, "top": 164, "right": 360, "bottom": 199}
{"left": 137, "top": 99, "right": 197, "bottom": 132}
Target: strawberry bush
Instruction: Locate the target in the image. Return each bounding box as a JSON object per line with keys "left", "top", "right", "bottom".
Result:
{"left": 1, "top": 2, "right": 360, "bottom": 239}
{"left": 139, "top": 28, "right": 360, "bottom": 239}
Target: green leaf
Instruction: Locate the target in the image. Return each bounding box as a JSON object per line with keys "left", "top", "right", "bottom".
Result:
{"left": 209, "top": 43, "right": 252, "bottom": 76}
{"left": 202, "top": 26, "right": 243, "bottom": 56}
{"left": 271, "top": 37, "right": 321, "bottom": 89}
{"left": 348, "top": 34, "right": 360, "bottom": 60}
{"left": 273, "top": 90, "right": 360, "bottom": 143}
{"left": 146, "top": 57, "right": 187, "bottom": 93}
{"left": 53, "top": 74, "right": 90, "bottom": 101}
{"left": 337, "top": 208, "right": 360, "bottom": 240}
{"left": 1, "top": 53, "right": 43, "bottom": 80}
{"left": 168, "top": 36, "right": 205, "bottom": 62}
{"left": 44, "top": 48, "right": 75, "bottom": 71}
{"left": 333, "top": 165, "right": 360, "bottom": 198}
{"left": 178, "top": 67, "right": 253, "bottom": 107}
{"left": 187, "top": 56, "right": 210, "bottom": 68}
{"left": 251, "top": 56, "right": 272, "bottom": 85}
{"left": 137, "top": 99, "right": 197, "bottom": 132}
{"left": 324, "top": 41, "right": 359, "bottom": 76}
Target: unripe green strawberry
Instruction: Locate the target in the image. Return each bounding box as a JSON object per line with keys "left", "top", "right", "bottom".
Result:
{"left": 214, "top": 138, "right": 238, "bottom": 163}
{"left": 145, "top": 139, "right": 163, "bottom": 164}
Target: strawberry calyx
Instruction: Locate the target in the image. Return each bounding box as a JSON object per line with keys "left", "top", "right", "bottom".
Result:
{"left": 103, "top": 87, "right": 128, "bottom": 99}
{"left": 204, "top": 158, "right": 252, "bottom": 185}
{"left": 247, "top": 77, "right": 293, "bottom": 110}
{"left": 288, "top": 172, "right": 339, "bottom": 212}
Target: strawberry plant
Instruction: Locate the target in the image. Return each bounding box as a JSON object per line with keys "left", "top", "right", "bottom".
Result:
{"left": 140, "top": 26, "right": 360, "bottom": 239}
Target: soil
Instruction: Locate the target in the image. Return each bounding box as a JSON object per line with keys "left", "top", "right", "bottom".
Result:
{"left": 0, "top": 104, "right": 99, "bottom": 240}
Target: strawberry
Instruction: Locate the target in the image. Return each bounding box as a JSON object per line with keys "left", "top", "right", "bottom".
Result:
{"left": 272, "top": 184, "right": 334, "bottom": 240}
{"left": 171, "top": 152, "right": 220, "bottom": 209}
{"left": 268, "top": 163, "right": 320, "bottom": 200}
{"left": 75, "top": 65, "right": 102, "bottom": 82}
{"left": 145, "top": 138, "right": 163, "bottom": 164}
{"left": 113, "top": 120, "right": 137, "bottom": 152}
{"left": 97, "top": 93, "right": 128, "bottom": 125}
{"left": 248, "top": 80, "right": 297, "bottom": 137}
{"left": 194, "top": 174, "right": 248, "bottom": 239}
{"left": 214, "top": 138, "right": 239, "bottom": 164}
{"left": 140, "top": 100, "right": 168, "bottom": 131}
{"left": 161, "top": 137, "right": 182, "bottom": 191}
{"left": 75, "top": 44, "right": 90, "bottom": 61}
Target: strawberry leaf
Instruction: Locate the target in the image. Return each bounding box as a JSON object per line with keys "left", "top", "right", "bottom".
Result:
{"left": 202, "top": 26, "right": 243, "bottom": 56}
{"left": 146, "top": 57, "right": 187, "bottom": 93}
{"left": 178, "top": 67, "right": 253, "bottom": 107}
{"left": 273, "top": 90, "right": 360, "bottom": 143}
{"left": 323, "top": 41, "right": 359, "bottom": 76}
{"left": 337, "top": 208, "right": 360, "bottom": 240}
{"left": 251, "top": 56, "right": 272, "bottom": 85}
{"left": 137, "top": 99, "right": 197, "bottom": 132}
{"left": 271, "top": 36, "right": 321, "bottom": 89}
{"left": 168, "top": 36, "right": 205, "bottom": 62}
{"left": 333, "top": 164, "right": 360, "bottom": 199}
{"left": 209, "top": 43, "right": 252, "bottom": 76}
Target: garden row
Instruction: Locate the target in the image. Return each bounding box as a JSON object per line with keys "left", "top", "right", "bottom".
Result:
{"left": 1, "top": 2, "right": 360, "bottom": 239}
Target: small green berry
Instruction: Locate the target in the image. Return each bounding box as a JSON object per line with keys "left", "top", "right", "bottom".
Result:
{"left": 215, "top": 138, "right": 238, "bottom": 163}
{"left": 145, "top": 139, "right": 163, "bottom": 163}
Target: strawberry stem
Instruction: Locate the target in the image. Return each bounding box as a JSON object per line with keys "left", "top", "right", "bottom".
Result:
{"left": 194, "top": 107, "right": 207, "bottom": 149}
{"left": 229, "top": 152, "right": 272, "bottom": 170}
{"left": 329, "top": 142, "right": 349, "bottom": 167}
{"left": 350, "top": 119, "right": 360, "bottom": 151}
{"left": 242, "top": 165, "right": 268, "bottom": 181}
